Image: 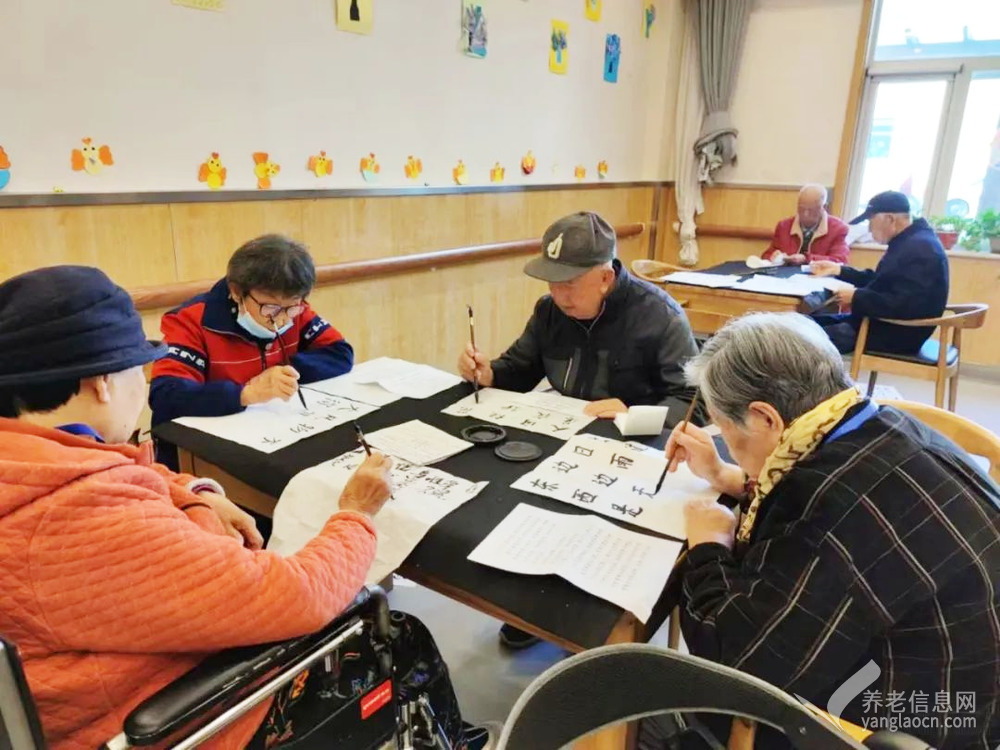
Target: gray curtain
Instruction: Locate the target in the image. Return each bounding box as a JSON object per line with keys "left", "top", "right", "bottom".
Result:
{"left": 693, "top": 0, "right": 752, "bottom": 184}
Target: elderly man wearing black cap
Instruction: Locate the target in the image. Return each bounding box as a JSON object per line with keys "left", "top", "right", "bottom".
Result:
{"left": 457, "top": 211, "right": 700, "bottom": 649}
{"left": 810, "top": 190, "right": 949, "bottom": 355}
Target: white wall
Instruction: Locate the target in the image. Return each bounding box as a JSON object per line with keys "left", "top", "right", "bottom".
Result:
{"left": 715, "top": 0, "right": 863, "bottom": 186}
{"left": 1, "top": 0, "right": 675, "bottom": 194}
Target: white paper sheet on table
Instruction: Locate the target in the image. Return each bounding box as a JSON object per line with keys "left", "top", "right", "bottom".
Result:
{"left": 365, "top": 419, "right": 473, "bottom": 465}
{"left": 442, "top": 387, "right": 595, "bottom": 440}
{"left": 732, "top": 274, "right": 836, "bottom": 297}
{"left": 661, "top": 271, "right": 741, "bottom": 289}
{"left": 468, "top": 503, "right": 682, "bottom": 623}
{"left": 511, "top": 433, "right": 715, "bottom": 539}
{"left": 304, "top": 373, "right": 402, "bottom": 407}
{"left": 173, "top": 394, "right": 379, "bottom": 453}
{"left": 269, "top": 449, "right": 488, "bottom": 584}
{"left": 349, "top": 357, "right": 463, "bottom": 399}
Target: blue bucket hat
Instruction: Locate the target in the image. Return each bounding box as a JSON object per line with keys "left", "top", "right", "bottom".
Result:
{"left": 0, "top": 266, "right": 167, "bottom": 387}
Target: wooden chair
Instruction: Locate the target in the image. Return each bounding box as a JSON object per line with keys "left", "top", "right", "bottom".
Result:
{"left": 880, "top": 399, "right": 1000, "bottom": 483}
{"left": 631, "top": 258, "right": 688, "bottom": 283}
{"left": 631, "top": 259, "right": 692, "bottom": 308}
{"left": 849, "top": 304, "right": 988, "bottom": 411}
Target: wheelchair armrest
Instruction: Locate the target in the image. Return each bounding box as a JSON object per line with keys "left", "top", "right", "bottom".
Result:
{"left": 122, "top": 586, "right": 389, "bottom": 746}
{"left": 862, "top": 731, "right": 933, "bottom": 750}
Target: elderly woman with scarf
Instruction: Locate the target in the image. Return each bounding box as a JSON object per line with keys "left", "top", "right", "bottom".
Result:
{"left": 644, "top": 313, "right": 999, "bottom": 750}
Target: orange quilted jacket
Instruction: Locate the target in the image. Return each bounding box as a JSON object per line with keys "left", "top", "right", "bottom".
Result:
{"left": 0, "top": 419, "right": 377, "bottom": 750}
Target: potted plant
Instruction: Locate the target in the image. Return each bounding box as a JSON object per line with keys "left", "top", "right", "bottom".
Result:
{"left": 980, "top": 209, "right": 1000, "bottom": 254}
{"left": 928, "top": 216, "right": 966, "bottom": 250}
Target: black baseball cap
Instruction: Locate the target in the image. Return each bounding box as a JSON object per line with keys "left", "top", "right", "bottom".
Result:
{"left": 523, "top": 212, "right": 617, "bottom": 283}
{"left": 849, "top": 190, "right": 912, "bottom": 225}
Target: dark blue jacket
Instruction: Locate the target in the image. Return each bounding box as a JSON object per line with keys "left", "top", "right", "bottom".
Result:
{"left": 838, "top": 218, "right": 949, "bottom": 354}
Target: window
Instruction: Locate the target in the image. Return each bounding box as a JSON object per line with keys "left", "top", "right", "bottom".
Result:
{"left": 847, "top": 0, "right": 1000, "bottom": 223}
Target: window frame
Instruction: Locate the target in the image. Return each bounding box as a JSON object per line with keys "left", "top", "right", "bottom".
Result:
{"left": 846, "top": 0, "right": 1000, "bottom": 219}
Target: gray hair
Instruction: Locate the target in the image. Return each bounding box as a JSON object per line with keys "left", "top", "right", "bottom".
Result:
{"left": 799, "top": 184, "right": 828, "bottom": 205}
{"left": 685, "top": 313, "right": 852, "bottom": 426}
{"left": 227, "top": 234, "right": 316, "bottom": 298}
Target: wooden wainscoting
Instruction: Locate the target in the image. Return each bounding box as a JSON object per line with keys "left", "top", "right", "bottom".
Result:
{"left": 655, "top": 184, "right": 801, "bottom": 268}
{"left": 0, "top": 185, "right": 656, "bottom": 372}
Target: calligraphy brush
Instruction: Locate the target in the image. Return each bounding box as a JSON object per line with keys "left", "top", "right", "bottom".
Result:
{"left": 655, "top": 389, "right": 701, "bottom": 494}
{"left": 467, "top": 304, "right": 479, "bottom": 404}
{"left": 355, "top": 421, "right": 393, "bottom": 500}
{"left": 274, "top": 325, "right": 309, "bottom": 411}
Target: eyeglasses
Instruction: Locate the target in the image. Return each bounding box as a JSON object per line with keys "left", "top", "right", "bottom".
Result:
{"left": 244, "top": 291, "right": 306, "bottom": 321}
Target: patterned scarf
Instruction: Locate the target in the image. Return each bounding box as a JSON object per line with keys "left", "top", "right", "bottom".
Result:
{"left": 736, "top": 387, "right": 863, "bottom": 544}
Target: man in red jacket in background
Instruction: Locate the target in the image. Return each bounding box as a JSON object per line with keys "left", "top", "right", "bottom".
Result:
{"left": 762, "top": 184, "right": 850, "bottom": 265}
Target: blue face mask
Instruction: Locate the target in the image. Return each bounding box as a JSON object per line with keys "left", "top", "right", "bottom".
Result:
{"left": 236, "top": 303, "right": 292, "bottom": 340}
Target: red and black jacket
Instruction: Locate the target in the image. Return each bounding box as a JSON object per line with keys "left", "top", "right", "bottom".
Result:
{"left": 150, "top": 278, "right": 352, "bottom": 441}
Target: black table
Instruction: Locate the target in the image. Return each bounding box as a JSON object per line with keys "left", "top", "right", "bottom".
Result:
{"left": 154, "top": 383, "right": 682, "bottom": 656}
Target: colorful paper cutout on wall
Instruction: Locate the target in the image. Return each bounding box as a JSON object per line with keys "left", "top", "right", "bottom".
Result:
{"left": 308, "top": 151, "right": 334, "bottom": 177}
{"left": 71, "top": 137, "right": 114, "bottom": 176}
{"left": 453, "top": 160, "right": 469, "bottom": 185}
{"left": 550, "top": 20, "right": 569, "bottom": 75}
{"left": 490, "top": 162, "right": 505, "bottom": 183}
{"left": 462, "top": 0, "right": 488, "bottom": 59}
{"left": 360, "top": 152, "right": 380, "bottom": 182}
{"left": 643, "top": 3, "right": 656, "bottom": 38}
{"left": 197, "top": 152, "right": 227, "bottom": 190}
{"left": 585, "top": 0, "right": 601, "bottom": 21}
{"left": 253, "top": 152, "right": 281, "bottom": 190}
{"left": 404, "top": 155, "right": 423, "bottom": 180}
{"left": 0, "top": 147, "right": 10, "bottom": 191}
{"left": 521, "top": 150, "right": 536, "bottom": 175}
{"left": 172, "top": 0, "right": 225, "bottom": 11}
{"left": 336, "top": 0, "right": 373, "bottom": 35}
{"left": 604, "top": 33, "right": 621, "bottom": 83}
{"left": 574, "top": 165, "right": 586, "bottom": 180}
{"left": 597, "top": 160, "right": 608, "bottom": 179}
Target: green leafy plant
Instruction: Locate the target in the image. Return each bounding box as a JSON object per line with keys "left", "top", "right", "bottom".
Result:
{"left": 928, "top": 215, "right": 968, "bottom": 232}
{"left": 979, "top": 209, "right": 1000, "bottom": 238}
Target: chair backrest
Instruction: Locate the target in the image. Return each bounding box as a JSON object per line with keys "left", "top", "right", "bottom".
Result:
{"left": 880, "top": 400, "right": 1000, "bottom": 483}
{"left": 0, "top": 639, "right": 46, "bottom": 750}
{"left": 880, "top": 303, "right": 989, "bottom": 330}
{"left": 630, "top": 258, "right": 687, "bottom": 283}
{"left": 496, "top": 644, "right": 868, "bottom": 750}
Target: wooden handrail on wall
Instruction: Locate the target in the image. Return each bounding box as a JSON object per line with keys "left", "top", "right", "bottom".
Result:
{"left": 130, "top": 222, "right": 645, "bottom": 311}
{"left": 695, "top": 224, "right": 772, "bottom": 241}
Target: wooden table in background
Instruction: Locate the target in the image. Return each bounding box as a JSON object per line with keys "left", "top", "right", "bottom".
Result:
{"left": 179, "top": 448, "right": 643, "bottom": 750}
{"left": 665, "top": 283, "right": 804, "bottom": 335}
{"left": 661, "top": 262, "right": 814, "bottom": 336}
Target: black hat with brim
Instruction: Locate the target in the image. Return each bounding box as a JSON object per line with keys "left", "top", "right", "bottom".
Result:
{"left": 849, "top": 190, "right": 912, "bottom": 225}
{"left": 0, "top": 266, "right": 167, "bottom": 387}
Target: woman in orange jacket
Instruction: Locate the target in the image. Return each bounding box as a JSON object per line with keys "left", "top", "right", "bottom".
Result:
{"left": 0, "top": 266, "right": 496, "bottom": 750}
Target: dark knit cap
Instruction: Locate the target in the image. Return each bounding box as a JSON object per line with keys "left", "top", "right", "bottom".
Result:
{"left": 0, "top": 266, "right": 166, "bottom": 387}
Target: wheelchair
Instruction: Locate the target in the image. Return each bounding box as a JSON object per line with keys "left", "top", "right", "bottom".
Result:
{"left": 497, "top": 643, "right": 936, "bottom": 750}
{"left": 0, "top": 587, "right": 457, "bottom": 749}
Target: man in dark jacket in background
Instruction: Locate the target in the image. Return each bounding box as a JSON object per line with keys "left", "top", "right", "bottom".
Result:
{"left": 810, "top": 190, "right": 949, "bottom": 354}
{"left": 458, "top": 211, "right": 700, "bottom": 421}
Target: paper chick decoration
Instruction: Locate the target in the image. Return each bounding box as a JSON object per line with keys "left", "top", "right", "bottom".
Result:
{"left": 197, "top": 152, "right": 227, "bottom": 190}
{"left": 308, "top": 150, "right": 334, "bottom": 177}
{"left": 71, "top": 137, "right": 114, "bottom": 176}
{"left": 253, "top": 152, "right": 281, "bottom": 189}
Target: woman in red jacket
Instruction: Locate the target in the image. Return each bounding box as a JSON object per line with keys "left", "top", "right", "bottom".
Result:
{"left": 0, "top": 266, "right": 497, "bottom": 750}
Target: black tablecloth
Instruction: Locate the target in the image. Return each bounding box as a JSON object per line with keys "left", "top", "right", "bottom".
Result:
{"left": 675, "top": 261, "right": 830, "bottom": 309}
{"left": 154, "top": 383, "right": 682, "bottom": 649}
{"left": 699, "top": 260, "right": 803, "bottom": 279}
